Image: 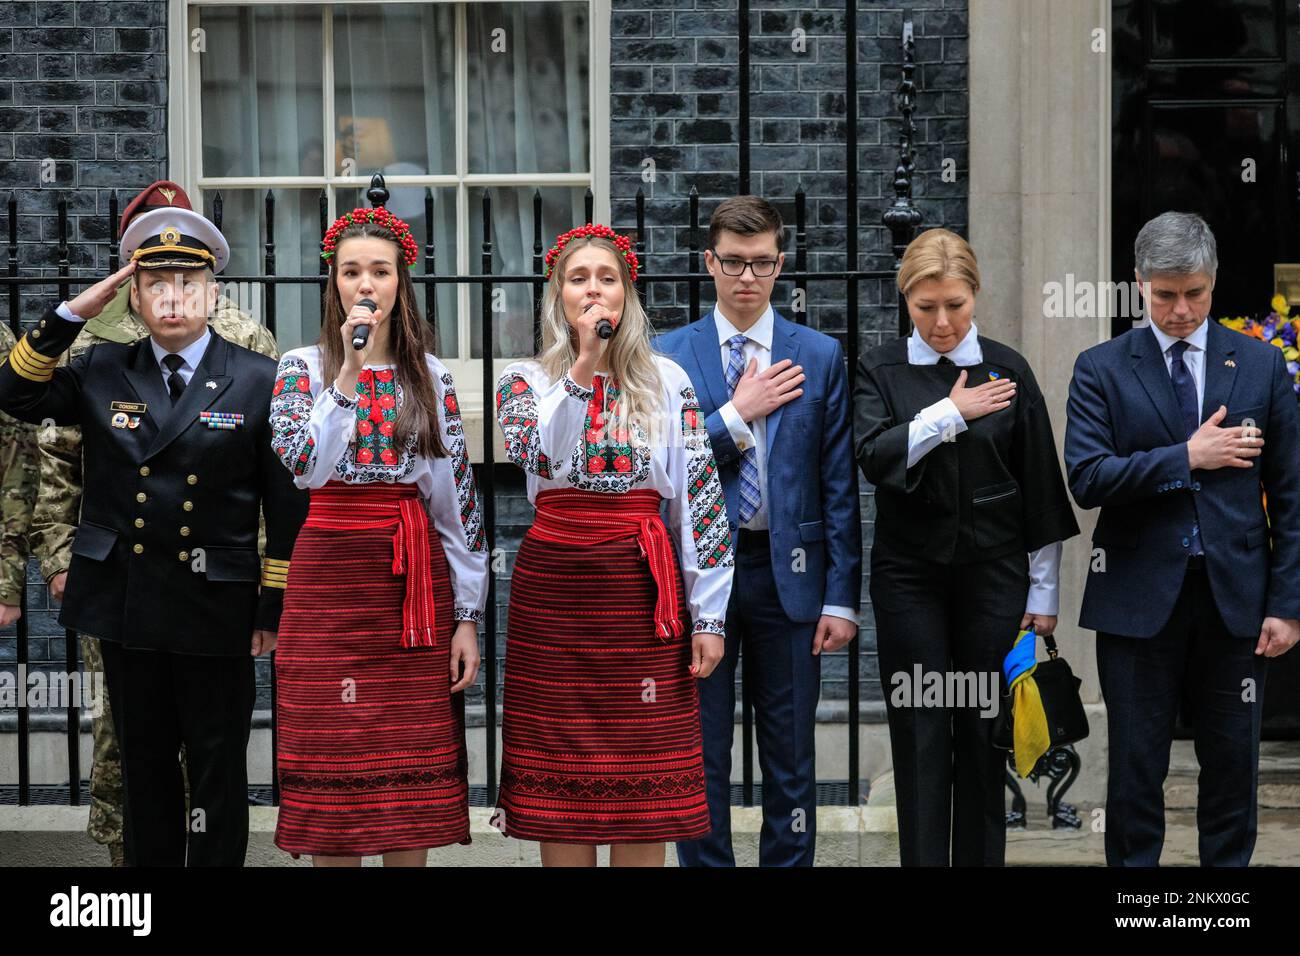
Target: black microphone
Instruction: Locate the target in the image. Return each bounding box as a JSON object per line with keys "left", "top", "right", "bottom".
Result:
{"left": 584, "top": 300, "right": 615, "bottom": 340}
{"left": 351, "top": 298, "right": 377, "bottom": 350}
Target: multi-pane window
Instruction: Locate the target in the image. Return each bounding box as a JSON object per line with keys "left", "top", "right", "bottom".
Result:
{"left": 174, "top": 1, "right": 606, "bottom": 384}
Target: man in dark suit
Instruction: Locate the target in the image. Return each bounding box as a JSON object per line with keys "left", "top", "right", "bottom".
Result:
{"left": 1065, "top": 210, "right": 1300, "bottom": 866}
{"left": 0, "top": 206, "right": 307, "bottom": 866}
{"left": 655, "top": 195, "right": 862, "bottom": 866}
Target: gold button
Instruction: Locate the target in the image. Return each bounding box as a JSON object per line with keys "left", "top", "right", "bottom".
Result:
{"left": 132, "top": 543, "right": 144, "bottom": 554}
{"left": 136, "top": 492, "right": 147, "bottom": 503}
{"left": 31, "top": 329, "right": 41, "bottom": 338}
{"left": 39, "top": 319, "right": 46, "bottom": 328}
{"left": 187, "top": 474, "right": 198, "bottom": 485}
{"left": 179, "top": 526, "right": 190, "bottom": 537}
{"left": 183, "top": 501, "right": 193, "bottom": 511}
{"left": 178, "top": 550, "right": 189, "bottom": 562}
{"left": 133, "top": 518, "right": 144, "bottom": 528}
{"left": 139, "top": 466, "right": 150, "bottom": 477}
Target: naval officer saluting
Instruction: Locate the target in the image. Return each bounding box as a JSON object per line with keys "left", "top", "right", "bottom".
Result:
{"left": 0, "top": 206, "right": 307, "bottom": 866}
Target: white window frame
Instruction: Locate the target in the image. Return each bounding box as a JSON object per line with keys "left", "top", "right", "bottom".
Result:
{"left": 167, "top": 0, "right": 611, "bottom": 433}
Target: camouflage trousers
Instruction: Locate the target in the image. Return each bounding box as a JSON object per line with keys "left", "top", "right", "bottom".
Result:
{"left": 80, "top": 634, "right": 189, "bottom": 865}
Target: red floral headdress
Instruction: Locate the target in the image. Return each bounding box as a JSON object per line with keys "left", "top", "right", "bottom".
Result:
{"left": 544, "top": 223, "right": 639, "bottom": 282}
{"left": 321, "top": 206, "right": 418, "bottom": 268}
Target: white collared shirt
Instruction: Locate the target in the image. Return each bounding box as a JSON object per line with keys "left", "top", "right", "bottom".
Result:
{"left": 149, "top": 328, "right": 211, "bottom": 389}
{"left": 57, "top": 299, "right": 211, "bottom": 390}
{"left": 712, "top": 304, "right": 856, "bottom": 626}
{"left": 1147, "top": 317, "right": 1208, "bottom": 417}
{"left": 904, "top": 323, "right": 1062, "bottom": 616}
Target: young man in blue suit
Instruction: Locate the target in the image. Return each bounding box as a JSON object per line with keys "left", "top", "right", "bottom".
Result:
{"left": 655, "top": 195, "right": 862, "bottom": 866}
{"left": 1065, "top": 211, "right": 1300, "bottom": 866}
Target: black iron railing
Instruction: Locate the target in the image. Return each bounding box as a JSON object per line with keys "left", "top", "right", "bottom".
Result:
{"left": 1, "top": 9, "right": 923, "bottom": 810}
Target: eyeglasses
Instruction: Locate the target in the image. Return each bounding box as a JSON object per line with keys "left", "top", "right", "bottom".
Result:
{"left": 710, "top": 252, "right": 780, "bottom": 278}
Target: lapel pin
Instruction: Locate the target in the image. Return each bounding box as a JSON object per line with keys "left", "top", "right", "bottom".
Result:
{"left": 111, "top": 412, "right": 129, "bottom": 429}
{"left": 205, "top": 380, "right": 218, "bottom": 389}
{"left": 1225, "top": 359, "right": 1236, "bottom": 367}
{"left": 988, "top": 371, "right": 1001, "bottom": 380}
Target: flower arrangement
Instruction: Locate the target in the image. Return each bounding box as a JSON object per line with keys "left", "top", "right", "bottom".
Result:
{"left": 1218, "top": 294, "right": 1300, "bottom": 394}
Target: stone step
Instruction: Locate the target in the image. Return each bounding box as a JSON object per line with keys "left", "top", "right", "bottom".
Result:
{"left": 1164, "top": 741, "right": 1300, "bottom": 809}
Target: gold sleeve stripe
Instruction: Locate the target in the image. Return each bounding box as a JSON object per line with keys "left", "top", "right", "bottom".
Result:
{"left": 8, "top": 339, "right": 56, "bottom": 382}
{"left": 261, "top": 558, "right": 290, "bottom": 589}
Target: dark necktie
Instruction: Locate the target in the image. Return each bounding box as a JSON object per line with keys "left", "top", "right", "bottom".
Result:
{"left": 162, "top": 353, "right": 186, "bottom": 405}
{"left": 1169, "top": 340, "right": 1203, "bottom": 555}
{"left": 938, "top": 355, "right": 954, "bottom": 365}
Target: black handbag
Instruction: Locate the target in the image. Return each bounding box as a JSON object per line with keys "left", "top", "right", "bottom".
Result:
{"left": 992, "top": 629, "right": 1089, "bottom": 752}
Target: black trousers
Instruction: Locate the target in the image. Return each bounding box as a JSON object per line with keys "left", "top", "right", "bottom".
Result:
{"left": 1097, "top": 565, "right": 1268, "bottom": 867}
{"left": 99, "top": 639, "right": 255, "bottom": 867}
{"left": 871, "top": 546, "right": 1027, "bottom": 866}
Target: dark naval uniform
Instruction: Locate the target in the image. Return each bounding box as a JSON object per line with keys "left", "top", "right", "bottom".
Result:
{"left": 0, "top": 214, "right": 307, "bottom": 866}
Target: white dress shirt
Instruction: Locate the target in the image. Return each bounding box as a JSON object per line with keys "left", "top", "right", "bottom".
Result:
{"left": 57, "top": 299, "right": 211, "bottom": 389}
{"left": 1147, "top": 317, "right": 1208, "bottom": 417}
{"left": 905, "top": 322, "right": 1064, "bottom": 617}
{"left": 149, "top": 329, "right": 211, "bottom": 388}
{"left": 713, "top": 304, "right": 857, "bottom": 626}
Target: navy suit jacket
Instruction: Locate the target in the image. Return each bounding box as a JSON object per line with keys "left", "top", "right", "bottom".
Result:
{"left": 1064, "top": 319, "right": 1300, "bottom": 638}
{"left": 654, "top": 309, "right": 862, "bottom": 623}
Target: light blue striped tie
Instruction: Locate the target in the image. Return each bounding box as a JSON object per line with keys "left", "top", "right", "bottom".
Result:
{"left": 724, "top": 334, "right": 762, "bottom": 524}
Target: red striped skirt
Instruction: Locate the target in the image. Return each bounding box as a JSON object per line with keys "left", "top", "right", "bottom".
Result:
{"left": 274, "top": 481, "right": 469, "bottom": 857}
{"left": 497, "top": 488, "right": 711, "bottom": 845}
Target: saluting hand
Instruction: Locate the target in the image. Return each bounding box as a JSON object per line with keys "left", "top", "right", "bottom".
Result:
{"left": 948, "top": 368, "right": 1016, "bottom": 422}
{"left": 66, "top": 261, "right": 137, "bottom": 321}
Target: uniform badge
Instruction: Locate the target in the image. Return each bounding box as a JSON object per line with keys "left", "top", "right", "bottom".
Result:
{"left": 199, "top": 411, "right": 244, "bottom": 430}
{"left": 111, "top": 411, "right": 129, "bottom": 429}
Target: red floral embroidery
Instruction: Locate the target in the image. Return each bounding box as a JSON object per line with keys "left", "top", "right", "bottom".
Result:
{"left": 588, "top": 456, "right": 607, "bottom": 472}
{"left": 351, "top": 368, "right": 401, "bottom": 469}
{"left": 614, "top": 455, "right": 631, "bottom": 473}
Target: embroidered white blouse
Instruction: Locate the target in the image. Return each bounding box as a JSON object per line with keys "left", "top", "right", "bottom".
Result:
{"left": 495, "top": 355, "right": 735, "bottom": 637}
{"left": 269, "top": 346, "right": 490, "bottom": 623}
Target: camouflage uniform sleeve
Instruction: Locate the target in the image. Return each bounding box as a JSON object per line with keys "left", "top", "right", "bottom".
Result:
{"left": 30, "top": 423, "right": 81, "bottom": 582}
{"left": 0, "top": 326, "right": 37, "bottom": 606}
{"left": 28, "top": 328, "right": 99, "bottom": 583}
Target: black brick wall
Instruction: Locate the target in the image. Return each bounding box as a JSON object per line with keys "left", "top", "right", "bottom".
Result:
{"left": 0, "top": 0, "right": 168, "bottom": 327}
{"left": 2, "top": 0, "right": 969, "bottom": 715}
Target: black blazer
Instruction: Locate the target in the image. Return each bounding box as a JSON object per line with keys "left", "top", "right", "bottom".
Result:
{"left": 0, "top": 305, "right": 307, "bottom": 655}
{"left": 854, "top": 334, "right": 1079, "bottom": 565}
